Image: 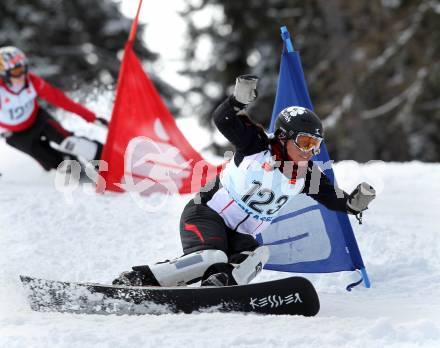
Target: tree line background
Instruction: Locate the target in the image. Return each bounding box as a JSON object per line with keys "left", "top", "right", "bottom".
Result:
{"left": 1, "top": 0, "right": 439, "bottom": 162}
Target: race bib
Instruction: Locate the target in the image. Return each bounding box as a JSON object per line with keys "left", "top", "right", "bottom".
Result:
{"left": 221, "top": 151, "right": 305, "bottom": 221}
{"left": 0, "top": 83, "right": 37, "bottom": 126}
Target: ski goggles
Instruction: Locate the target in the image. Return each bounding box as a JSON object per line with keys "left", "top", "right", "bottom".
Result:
{"left": 293, "top": 132, "right": 322, "bottom": 154}
{"left": 8, "top": 65, "right": 27, "bottom": 78}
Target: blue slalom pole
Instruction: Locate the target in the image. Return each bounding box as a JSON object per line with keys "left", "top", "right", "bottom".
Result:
{"left": 268, "top": 26, "right": 296, "bottom": 132}
{"left": 360, "top": 267, "right": 371, "bottom": 288}
{"left": 280, "top": 26, "right": 295, "bottom": 52}
{"left": 277, "top": 26, "right": 372, "bottom": 290}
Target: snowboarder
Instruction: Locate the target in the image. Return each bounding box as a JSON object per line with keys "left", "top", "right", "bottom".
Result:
{"left": 0, "top": 46, "right": 108, "bottom": 171}
{"left": 113, "top": 75, "right": 376, "bottom": 287}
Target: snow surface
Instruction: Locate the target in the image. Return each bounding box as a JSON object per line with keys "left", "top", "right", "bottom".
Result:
{"left": 1, "top": 116, "right": 440, "bottom": 347}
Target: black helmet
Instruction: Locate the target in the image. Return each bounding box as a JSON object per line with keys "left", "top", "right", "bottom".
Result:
{"left": 275, "top": 106, "right": 323, "bottom": 140}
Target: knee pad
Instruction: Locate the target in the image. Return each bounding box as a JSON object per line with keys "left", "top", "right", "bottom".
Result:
{"left": 231, "top": 246, "right": 270, "bottom": 285}
{"left": 149, "top": 249, "right": 228, "bottom": 287}
{"left": 59, "top": 136, "right": 98, "bottom": 161}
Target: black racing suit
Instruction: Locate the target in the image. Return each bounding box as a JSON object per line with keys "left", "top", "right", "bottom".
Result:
{"left": 179, "top": 97, "right": 351, "bottom": 265}
{"left": 6, "top": 108, "right": 73, "bottom": 170}
{"left": 6, "top": 108, "right": 102, "bottom": 171}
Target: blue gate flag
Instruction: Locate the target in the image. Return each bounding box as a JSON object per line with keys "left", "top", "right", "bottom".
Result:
{"left": 257, "top": 26, "right": 370, "bottom": 287}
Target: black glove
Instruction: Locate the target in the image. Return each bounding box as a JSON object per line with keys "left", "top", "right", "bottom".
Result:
{"left": 233, "top": 74, "right": 258, "bottom": 105}
{"left": 347, "top": 182, "right": 376, "bottom": 223}
{"left": 94, "top": 117, "right": 109, "bottom": 127}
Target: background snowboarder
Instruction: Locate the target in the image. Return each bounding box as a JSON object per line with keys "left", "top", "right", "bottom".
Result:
{"left": 0, "top": 46, "right": 108, "bottom": 171}
{"left": 113, "top": 75, "right": 376, "bottom": 287}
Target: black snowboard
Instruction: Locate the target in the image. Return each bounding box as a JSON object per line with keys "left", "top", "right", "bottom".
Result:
{"left": 20, "top": 275, "right": 320, "bottom": 316}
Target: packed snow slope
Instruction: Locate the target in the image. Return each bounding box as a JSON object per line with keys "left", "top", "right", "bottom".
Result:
{"left": 1, "top": 141, "right": 439, "bottom": 347}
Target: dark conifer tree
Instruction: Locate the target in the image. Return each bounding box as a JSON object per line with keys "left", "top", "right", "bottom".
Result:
{"left": 181, "top": 0, "right": 440, "bottom": 161}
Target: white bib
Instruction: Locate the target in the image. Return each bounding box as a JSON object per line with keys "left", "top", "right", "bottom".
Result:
{"left": 0, "top": 82, "right": 37, "bottom": 127}
{"left": 220, "top": 150, "right": 305, "bottom": 222}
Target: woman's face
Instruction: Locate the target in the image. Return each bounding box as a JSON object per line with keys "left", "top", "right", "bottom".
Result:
{"left": 10, "top": 74, "right": 26, "bottom": 89}
{"left": 285, "top": 139, "right": 314, "bottom": 165}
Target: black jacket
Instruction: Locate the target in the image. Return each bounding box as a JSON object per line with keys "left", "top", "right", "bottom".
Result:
{"left": 199, "top": 97, "right": 351, "bottom": 213}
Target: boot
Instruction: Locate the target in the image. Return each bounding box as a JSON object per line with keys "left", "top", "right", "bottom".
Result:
{"left": 201, "top": 272, "right": 237, "bottom": 287}
{"left": 112, "top": 265, "right": 160, "bottom": 287}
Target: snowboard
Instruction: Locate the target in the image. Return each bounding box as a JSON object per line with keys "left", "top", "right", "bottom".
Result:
{"left": 20, "top": 275, "right": 320, "bottom": 316}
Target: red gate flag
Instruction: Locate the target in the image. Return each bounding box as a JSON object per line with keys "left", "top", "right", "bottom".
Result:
{"left": 97, "top": 0, "right": 219, "bottom": 194}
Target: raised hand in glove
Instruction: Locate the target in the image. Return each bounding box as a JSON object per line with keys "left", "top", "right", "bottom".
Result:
{"left": 233, "top": 74, "right": 259, "bottom": 106}
{"left": 347, "top": 182, "right": 376, "bottom": 224}
{"left": 94, "top": 117, "right": 109, "bottom": 128}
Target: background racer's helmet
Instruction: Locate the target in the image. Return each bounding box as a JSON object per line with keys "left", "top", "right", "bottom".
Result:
{"left": 0, "top": 46, "right": 28, "bottom": 82}
{"left": 275, "top": 106, "right": 323, "bottom": 140}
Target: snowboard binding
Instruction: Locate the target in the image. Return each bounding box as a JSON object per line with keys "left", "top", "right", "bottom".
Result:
{"left": 112, "top": 265, "right": 160, "bottom": 287}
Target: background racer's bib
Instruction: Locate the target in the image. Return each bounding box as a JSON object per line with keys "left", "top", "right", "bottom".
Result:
{"left": 220, "top": 151, "right": 304, "bottom": 221}
{"left": 0, "top": 82, "right": 37, "bottom": 127}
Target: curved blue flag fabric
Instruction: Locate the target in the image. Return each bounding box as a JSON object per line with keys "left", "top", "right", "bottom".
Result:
{"left": 257, "top": 27, "right": 369, "bottom": 287}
